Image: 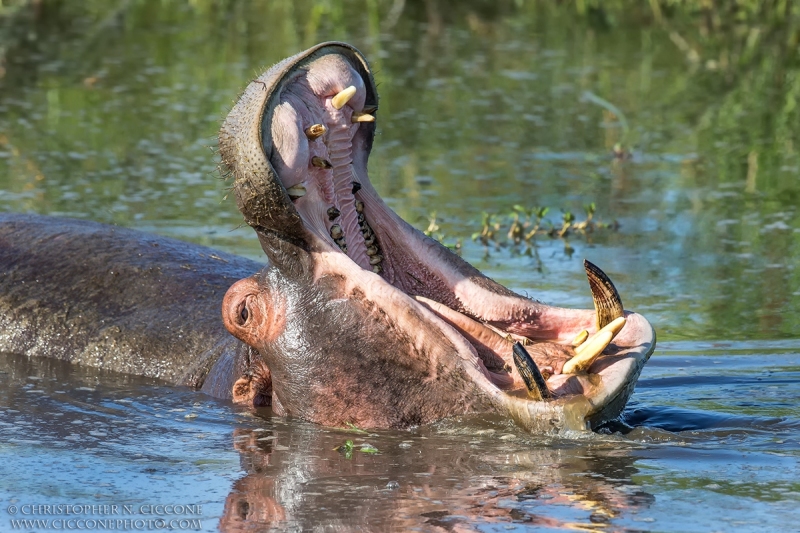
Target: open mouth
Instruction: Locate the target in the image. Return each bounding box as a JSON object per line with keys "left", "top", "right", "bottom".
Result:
{"left": 219, "top": 42, "right": 655, "bottom": 432}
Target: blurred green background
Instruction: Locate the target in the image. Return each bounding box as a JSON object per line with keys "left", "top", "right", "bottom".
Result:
{"left": 0, "top": 0, "right": 799, "bottom": 341}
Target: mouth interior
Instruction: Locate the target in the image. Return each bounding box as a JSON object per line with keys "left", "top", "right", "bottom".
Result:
{"left": 264, "top": 52, "right": 617, "bottom": 402}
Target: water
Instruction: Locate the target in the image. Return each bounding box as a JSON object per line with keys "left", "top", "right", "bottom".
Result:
{"left": 1, "top": 1, "right": 799, "bottom": 531}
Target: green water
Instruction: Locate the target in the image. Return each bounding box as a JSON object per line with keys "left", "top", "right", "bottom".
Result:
{"left": 1, "top": 1, "right": 799, "bottom": 531}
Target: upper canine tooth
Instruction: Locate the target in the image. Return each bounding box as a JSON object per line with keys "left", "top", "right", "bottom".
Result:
{"left": 351, "top": 113, "right": 375, "bottom": 123}
{"left": 331, "top": 86, "right": 357, "bottom": 110}
{"left": 563, "top": 316, "right": 627, "bottom": 374}
{"left": 312, "top": 156, "right": 332, "bottom": 169}
{"left": 304, "top": 124, "right": 327, "bottom": 140}
{"left": 286, "top": 185, "right": 306, "bottom": 199}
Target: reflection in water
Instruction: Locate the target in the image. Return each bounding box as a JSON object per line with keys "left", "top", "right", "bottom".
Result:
{"left": 218, "top": 425, "right": 654, "bottom": 532}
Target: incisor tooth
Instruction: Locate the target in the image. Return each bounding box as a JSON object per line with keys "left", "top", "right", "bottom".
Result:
{"left": 331, "top": 86, "right": 357, "bottom": 110}
{"left": 351, "top": 113, "right": 375, "bottom": 123}
{"left": 563, "top": 316, "right": 626, "bottom": 374}
{"left": 571, "top": 330, "right": 589, "bottom": 347}
{"left": 286, "top": 185, "right": 306, "bottom": 198}
{"left": 304, "top": 124, "right": 326, "bottom": 140}
{"left": 312, "top": 156, "right": 332, "bottom": 169}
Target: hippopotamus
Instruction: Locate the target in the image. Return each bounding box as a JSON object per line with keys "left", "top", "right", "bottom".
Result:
{"left": 0, "top": 42, "right": 655, "bottom": 433}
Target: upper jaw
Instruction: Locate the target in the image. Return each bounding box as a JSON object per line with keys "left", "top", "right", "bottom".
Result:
{"left": 219, "top": 41, "right": 657, "bottom": 432}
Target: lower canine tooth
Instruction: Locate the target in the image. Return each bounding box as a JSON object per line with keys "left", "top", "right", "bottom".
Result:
{"left": 511, "top": 342, "right": 551, "bottom": 401}
{"left": 585, "top": 260, "right": 624, "bottom": 329}
{"left": 304, "top": 124, "right": 327, "bottom": 140}
{"left": 331, "top": 85, "right": 357, "bottom": 110}
{"left": 286, "top": 185, "right": 306, "bottom": 199}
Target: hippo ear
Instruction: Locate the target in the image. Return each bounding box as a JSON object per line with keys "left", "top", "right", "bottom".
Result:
{"left": 218, "top": 42, "right": 377, "bottom": 277}
{"left": 222, "top": 277, "right": 286, "bottom": 348}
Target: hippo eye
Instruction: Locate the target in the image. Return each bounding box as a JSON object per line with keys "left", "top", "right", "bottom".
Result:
{"left": 239, "top": 304, "right": 249, "bottom": 324}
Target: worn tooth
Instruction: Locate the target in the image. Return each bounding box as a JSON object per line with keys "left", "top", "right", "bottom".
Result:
{"left": 330, "top": 225, "right": 343, "bottom": 239}
{"left": 357, "top": 213, "right": 365, "bottom": 224}
{"left": 355, "top": 200, "right": 364, "bottom": 213}
{"left": 351, "top": 113, "right": 375, "bottom": 123}
{"left": 364, "top": 235, "right": 375, "bottom": 246}
{"left": 369, "top": 255, "right": 383, "bottom": 266}
{"left": 312, "top": 156, "right": 333, "bottom": 169}
{"left": 372, "top": 264, "right": 382, "bottom": 274}
{"left": 327, "top": 207, "right": 340, "bottom": 220}
{"left": 286, "top": 185, "right": 306, "bottom": 199}
{"left": 362, "top": 105, "right": 378, "bottom": 114}
{"left": 331, "top": 85, "right": 357, "bottom": 110}
{"left": 366, "top": 246, "right": 378, "bottom": 256}
{"left": 571, "top": 330, "right": 589, "bottom": 347}
{"left": 352, "top": 181, "right": 362, "bottom": 194}
{"left": 511, "top": 342, "right": 551, "bottom": 401}
{"left": 564, "top": 316, "right": 627, "bottom": 374}
{"left": 304, "top": 124, "right": 327, "bottom": 140}
{"left": 584, "top": 259, "right": 624, "bottom": 329}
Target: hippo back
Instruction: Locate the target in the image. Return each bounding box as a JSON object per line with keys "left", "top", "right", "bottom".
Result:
{"left": 0, "top": 213, "right": 262, "bottom": 396}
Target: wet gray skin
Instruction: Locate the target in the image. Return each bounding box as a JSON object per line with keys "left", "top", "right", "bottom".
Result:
{"left": 0, "top": 214, "right": 263, "bottom": 400}
{"left": 218, "top": 42, "right": 656, "bottom": 433}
